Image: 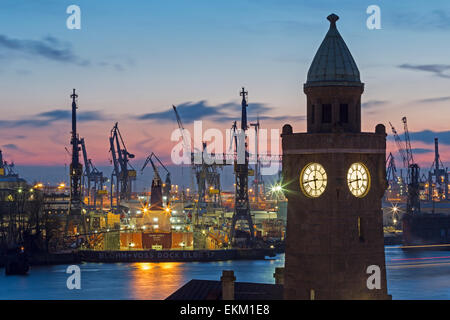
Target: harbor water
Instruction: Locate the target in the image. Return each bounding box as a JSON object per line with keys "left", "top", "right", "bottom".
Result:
{"left": 1, "top": 246, "right": 450, "bottom": 300}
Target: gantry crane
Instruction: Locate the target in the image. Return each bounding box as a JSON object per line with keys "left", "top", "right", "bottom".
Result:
{"left": 141, "top": 152, "right": 171, "bottom": 208}
{"left": 109, "top": 122, "right": 136, "bottom": 210}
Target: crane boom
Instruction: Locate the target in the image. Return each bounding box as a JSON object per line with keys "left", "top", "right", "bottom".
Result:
{"left": 389, "top": 122, "right": 408, "bottom": 169}
{"left": 386, "top": 152, "right": 397, "bottom": 182}
{"left": 172, "top": 105, "right": 191, "bottom": 154}
{"left": 402, "top": 117, "right": 414, "bottom": 167}
{"left": 141, "top": 152, "right": 170, "bottom": 177}
{"left": 109, "top": 122, "right": 136, "bottom": 207}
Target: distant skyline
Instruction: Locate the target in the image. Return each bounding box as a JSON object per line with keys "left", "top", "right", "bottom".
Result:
{"left": 1, "top": 0, "right": 450, "bottom": 174}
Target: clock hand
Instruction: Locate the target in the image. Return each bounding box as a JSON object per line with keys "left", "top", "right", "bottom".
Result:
{"left": 303, "top": 178, "right": 318, "bottom": 184}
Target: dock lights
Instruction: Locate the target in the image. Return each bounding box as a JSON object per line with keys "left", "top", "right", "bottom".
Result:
{"left": 390, "top": 203, "right": 400, "bottom": 213}
{"left": 271, "top": 185, "right": 282, "bottom": 193}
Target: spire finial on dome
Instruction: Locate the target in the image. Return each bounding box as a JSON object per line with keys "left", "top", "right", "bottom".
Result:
{"left": 327, "top": 13, "right": 339, "bottom": 27}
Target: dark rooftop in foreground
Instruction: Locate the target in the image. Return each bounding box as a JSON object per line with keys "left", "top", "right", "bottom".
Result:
{"left": 165, "top": 279, "right": 283, "bottom": 300}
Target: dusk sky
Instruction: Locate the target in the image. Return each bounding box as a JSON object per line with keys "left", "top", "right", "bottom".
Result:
{"left": 1, "top": 0, "right": 450, "bottom": 180}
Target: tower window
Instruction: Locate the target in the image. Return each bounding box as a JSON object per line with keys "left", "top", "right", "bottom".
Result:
{"left": 340, "top": 104, "right": 348, "bottom": 123}
{"left": 358, "top": 216, "right": 365, "bottom": 242}
{"left": 311, "top": 105, "right": 315, "bottom": 124}
{"left": 322, "top": 104, "right": 331, "bottom": 123}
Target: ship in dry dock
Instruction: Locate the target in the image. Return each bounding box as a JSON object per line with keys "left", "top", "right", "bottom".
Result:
{"left": 0, "top": 89, "right": 285, "bottom": 266}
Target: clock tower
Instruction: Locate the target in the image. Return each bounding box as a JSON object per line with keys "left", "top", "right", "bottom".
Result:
{"left": 282, "top": 14, "right": 390, "bottom": 299}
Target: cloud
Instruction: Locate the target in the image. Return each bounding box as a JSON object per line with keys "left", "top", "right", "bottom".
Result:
{"left": 392, "top": 9, "right": 450, "bottom": 30}
{"left": 0, "top": 34, "right": 127, "bottom": 70}
{"left": 362, "top": 100, "right": 389, "bottom": 109}
{"left": 1, "top": 143, "right": 35, "bottom": 156}
{"left": 398, "top": 64, "right": 450, "bottom": 79}
{"left": 362, "top": 100, "right": 389, "bottom": 115}
{"left": 136, "top": 100, "right": 301, "bottom": 124}
{"left": 0, "top": 109, "right": 109, "bottom": 128}
{"left": 407, "top": 130, "right": 450, "bottom": 145}
{"left": 2, "top": 144, "right": 18, "bottom": 150}
{"left": 0, "top": 34, "right": 90, "bottom": 66}
{"left": 415, "top": 96, "right": 450, "bottom": 104}
{"left": 138, "top": 101, "right": 223, "bottom": 122}
{"left": 410, "top": 148, "right": 433, "bottom": 154}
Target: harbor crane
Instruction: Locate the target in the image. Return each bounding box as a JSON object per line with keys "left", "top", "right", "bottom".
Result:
{"left": 386, "top": 152, "right": 403, "bottom": 200}
{"left": 69, "top": 89, "right": 83, "bottom": 215}
{"left": 64, "top": 89, "right": 87, "bottom": 237}
{"left": 389, "top": 117, "right": 420, "bottom": 214}
{"left": 172, "top": 105, "right": 196, "bottom": 195}
{"left": 250, "top": 117, "right": 265, "bottom": 203}
{"left": 229, "top": 87, "right": 255, "bottom": 245}
{"left": 141, "top": 152, "right": 171, "bottom": 208}
{"left": 386, "top": 152, "right": 398, "bottom": 185}
{"left": 109, "top": 122, "right": 136, "bottom": 210}
{"left": 80, "top": 138, "right": 107, "bottom": 210}
{"left": 172, "top": 105, "right": 223, "bottom": 224}
{"left": 402, "top": 117, "right": 421, "bottom": 214}
{"left": 427, "top": 138, "right": 449, "bottom": 201}
{"left": 0, "top": 150, "right": 18, "bottom": 177}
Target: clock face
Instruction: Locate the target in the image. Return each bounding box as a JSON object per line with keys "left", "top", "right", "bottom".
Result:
{"left": 347, "top": 162, "right": 370, "bottom": 197}
{"left": 300, "top": 163, "right": 327, "bottom": 198}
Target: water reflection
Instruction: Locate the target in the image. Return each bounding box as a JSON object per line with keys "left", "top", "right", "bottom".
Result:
{"left": 130, "top": 262, "right": 184, "bottom": 299}
{"left": 2, "top": 249, "right": 450, "bottom": 299}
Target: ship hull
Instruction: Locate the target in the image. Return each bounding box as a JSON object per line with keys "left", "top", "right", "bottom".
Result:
{"left": 402, "top": 212, "right": 450, "bottom": 248}
{"left": 79, "top": 248, "right": 275, "bottom": 263}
